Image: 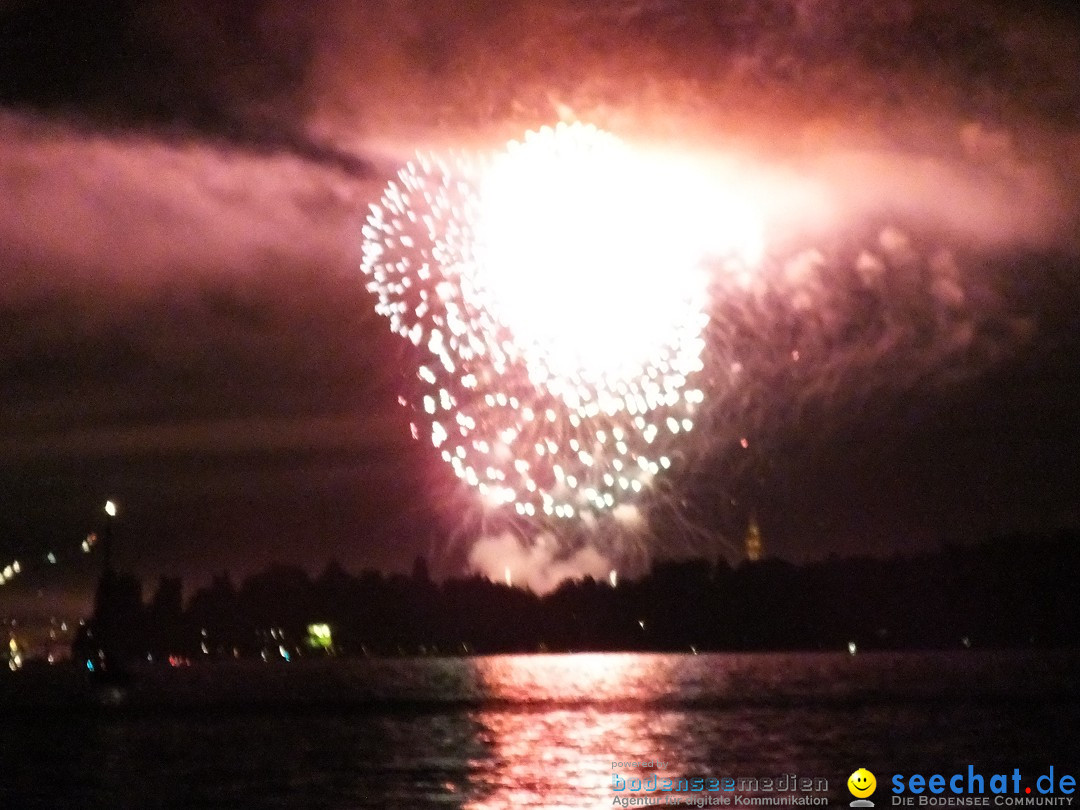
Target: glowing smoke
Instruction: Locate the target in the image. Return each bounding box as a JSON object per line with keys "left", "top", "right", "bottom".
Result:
{"left": 467, "top": 531, "right": 613, "bottom": 594}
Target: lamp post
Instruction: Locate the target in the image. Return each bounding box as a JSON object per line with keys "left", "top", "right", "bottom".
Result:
{"left": 101, "top": 500, "right": 117, "bottom": 574}
{"left": 93, "top": 499, "right": 120, "bottom": 676}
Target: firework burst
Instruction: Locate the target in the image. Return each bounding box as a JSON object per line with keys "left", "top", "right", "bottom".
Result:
{"left": 362, "top": 123, "right": 752, "bottom": 528}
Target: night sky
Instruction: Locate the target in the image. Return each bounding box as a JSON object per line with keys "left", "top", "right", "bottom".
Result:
{"left": 1, "top": 0, "right": 1079, "bottom": 612}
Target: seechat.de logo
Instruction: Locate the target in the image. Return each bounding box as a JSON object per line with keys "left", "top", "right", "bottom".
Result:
{"left": 850, "top": 769, "right": 878, "bottom": 807}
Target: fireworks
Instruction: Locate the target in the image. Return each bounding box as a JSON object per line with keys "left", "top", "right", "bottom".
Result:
{"left": 362, "top": 123, "right": 749, "bottom": 522}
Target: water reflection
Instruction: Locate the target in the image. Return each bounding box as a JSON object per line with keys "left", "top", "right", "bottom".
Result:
{"left": 4, "top": 652, "right": 1077, "bottom": 808}
{"left": 456, "top": 651, "right": 1080, "bottom": 809}
{"left": 466, "top": 654, "right": 683, "bottom": 808}
{"left": 460, "top": 652, "right": 842, "bottom": 807}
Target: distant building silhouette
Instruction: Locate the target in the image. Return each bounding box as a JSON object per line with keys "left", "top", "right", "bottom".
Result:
{"left": 411, "top": 556, "right": 431, "bottom": 585}
{"left": 745, "top": 515, "right": 764, "bottom": 562}
{"left": 75, "top": 505, "right": 143, "bottom": 674}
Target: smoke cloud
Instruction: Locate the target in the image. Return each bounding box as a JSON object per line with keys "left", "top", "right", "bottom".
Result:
{"left": 468, "top": 532, "right": 614, "bottom": 594}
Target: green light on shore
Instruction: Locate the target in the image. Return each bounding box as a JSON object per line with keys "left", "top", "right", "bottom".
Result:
{"left": 307, "top": 623, "right": 333, "bottom": 651}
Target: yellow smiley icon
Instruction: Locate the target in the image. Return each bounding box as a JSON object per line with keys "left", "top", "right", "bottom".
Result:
{"left": 848, "top": 769, "right": 877, "bottom": 798}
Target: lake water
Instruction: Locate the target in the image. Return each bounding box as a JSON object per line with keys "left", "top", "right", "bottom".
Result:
{"left": 3, "top": 651, "right": 1078, "bottom": 808}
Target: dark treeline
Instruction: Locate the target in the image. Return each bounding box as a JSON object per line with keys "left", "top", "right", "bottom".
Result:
{"left": 75, "top": 531, "right": 1080, "bottom": 664}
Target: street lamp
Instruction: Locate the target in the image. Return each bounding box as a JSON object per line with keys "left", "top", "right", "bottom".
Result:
{"left": 101, "top": 499, "right": 118, "bottom": 574}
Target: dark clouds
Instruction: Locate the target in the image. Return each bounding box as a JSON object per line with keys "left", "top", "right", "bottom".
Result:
{"left": 0, "top": 110, "right": 439, "bottom": 601}
{"left": 0, "top": 0, "right": 1079, "bottom": 608}
{"left": 0, "top": 0, "right": 312, "bottom": 130}
{"left": 4, "top": 1, "right": 1079, "bottom": 142}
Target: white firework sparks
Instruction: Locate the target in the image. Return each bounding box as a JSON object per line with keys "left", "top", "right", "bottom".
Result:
{"left": 362, "top": 122, "right": 753, "bottom": 523}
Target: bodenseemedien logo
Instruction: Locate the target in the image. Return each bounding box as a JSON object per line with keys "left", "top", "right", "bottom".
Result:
{"left": 849, "top": 769, "right": 878, "bottom": 808}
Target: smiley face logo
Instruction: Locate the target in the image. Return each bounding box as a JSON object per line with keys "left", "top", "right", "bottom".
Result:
{"left": 848, "top": 769, "right": 877, "bottom": 799}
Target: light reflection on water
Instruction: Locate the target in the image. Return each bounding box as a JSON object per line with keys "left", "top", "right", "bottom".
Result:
{"left": 468, "top": 653, "right": 686, "bottom": 808}
{"left": 2, "top": 652, "right": 1079, "bottom": 808}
